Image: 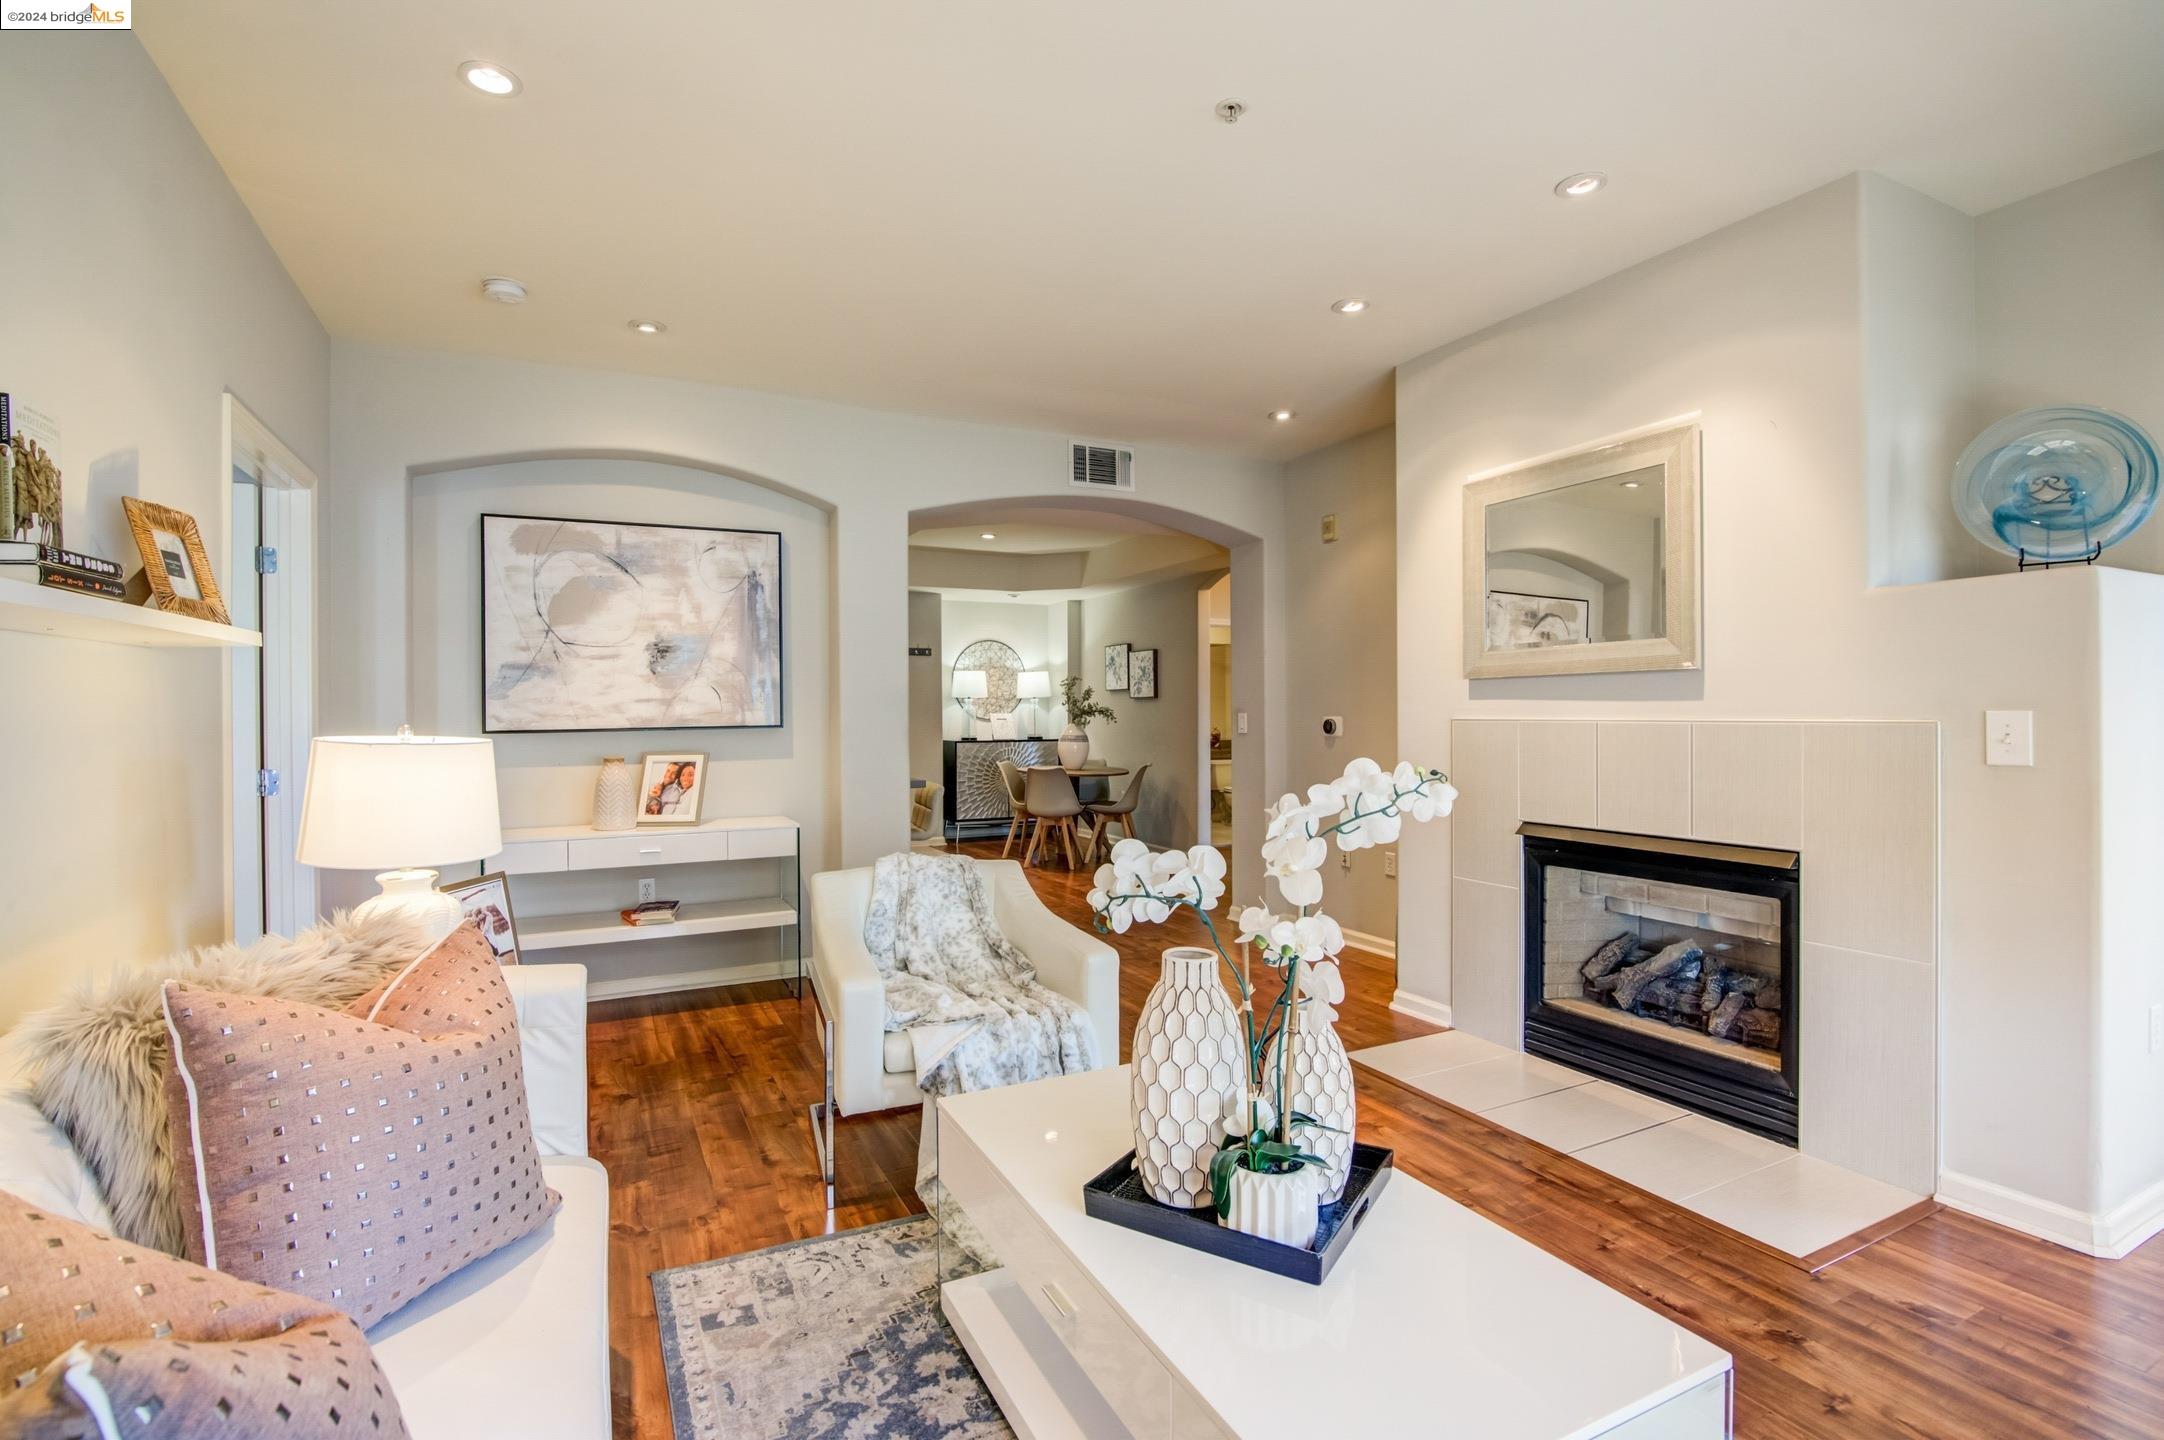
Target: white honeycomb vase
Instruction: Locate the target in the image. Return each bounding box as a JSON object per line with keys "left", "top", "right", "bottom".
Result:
{"left": 1131, "top": 947, "right": 1244, "bottom": 1209}
{"left": 1264, "top": 1010, "right": 1356, "bottom": 1203}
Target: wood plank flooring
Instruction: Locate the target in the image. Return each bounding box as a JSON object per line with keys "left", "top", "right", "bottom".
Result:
{"left": 588, "top": 842, "right": 2164, "bottom": 1439}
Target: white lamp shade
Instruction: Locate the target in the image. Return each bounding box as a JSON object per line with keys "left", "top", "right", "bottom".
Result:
{"left": 297, "top": 734, "right": 503, "bottom": 871}
{"left": 952, "top": 669, "right": 989, "bottom": 700}
{"left": 1015, "top": 670, "right": 1052, "bottom": 699}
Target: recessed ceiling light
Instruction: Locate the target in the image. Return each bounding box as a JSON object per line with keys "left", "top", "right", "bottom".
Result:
{"left": 1331, "top": 299, "right": 1368, "bottom": 315}
{"left": 1270, "top": 409, "right": 1296, "bottom": 422}
{"left": 479, "top": 276, "right": 527, "bottom": 304}
{"left": 980, "top": 532, "right": 998, "bottom": 540}
{"left": 628, "top": 320, "right": 666, "bottom": 335}
{"left": 458, "top": 61, "right": 522, "bottom": 97}
{"left": 1621, "top": 480, "right": 1641, "bottom": 488}
{"left": 1554, "top": 171, "right": 1607, "bottom": 198}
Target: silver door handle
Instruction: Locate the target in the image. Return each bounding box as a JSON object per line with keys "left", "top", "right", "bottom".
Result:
{"left": 1040, "top": 1281, "right": 1077, "bottom": 1320}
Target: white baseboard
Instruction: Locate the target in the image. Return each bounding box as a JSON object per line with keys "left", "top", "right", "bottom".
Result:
{"left": 1387, "top": 989, "right": 1452, "bottom": 1028}
{"left": 585, "top": 958, "right": 798, "bottom": 1003}
{"left": 1936, "top": 1169, "right": 2164, "bottom": 1259}
{"left": 1341, "top": 927, "right": 1396, "bottom": 961}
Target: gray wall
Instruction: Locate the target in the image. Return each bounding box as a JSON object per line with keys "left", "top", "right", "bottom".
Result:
{"left": 0, "top": 37, "right": 330, "bottom": 1028}
{"left": 1284, "top": 426, "right": 1399, "bottom": 943}
{"left": 1077, "top": 573, "right": 1217, "bottom": 850}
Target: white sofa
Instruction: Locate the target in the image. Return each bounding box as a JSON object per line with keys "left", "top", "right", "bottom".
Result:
{"left": 809, "top": 858, "right": 1119, "bottom": 1119}
{"left": 0, "top": 963, "right": 609, "bottom": 1440}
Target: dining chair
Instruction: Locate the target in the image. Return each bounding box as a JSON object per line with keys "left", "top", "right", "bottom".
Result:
{"left": 1022, "top": 766, "right": 1087, "bottom": 868}
{"left": 1085, "top": 763, "right": 1148, "bottom": 864}
{"left": 995, "top": 759, "right": 1032, "bottom": 859}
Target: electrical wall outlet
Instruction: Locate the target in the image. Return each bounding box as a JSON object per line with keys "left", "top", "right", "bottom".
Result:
{"left": 1985, "top": 709, "right": 2034, "bottom": 766}
{"left": 638, "top": 877, "right": 658, "bottom": 905}
{"left": 1340, "top": 849, "right": 1353, "bottom": 871}
{"left": 1320, "top": 513, "right": 1339, "bottom": 543}
{"left": 1382, "top": 851, "right": 1397, "bottom": 878}
{"left": 2150, "top": 1003, "right": 2163, "bottom": 1055}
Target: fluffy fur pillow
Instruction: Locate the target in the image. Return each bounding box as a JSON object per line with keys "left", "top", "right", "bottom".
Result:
{"left": 0, "top": 1190, "right": 410, "bottom": 1438}
{"left": 17, "top": 909, "right": 437, "bottom": 1255}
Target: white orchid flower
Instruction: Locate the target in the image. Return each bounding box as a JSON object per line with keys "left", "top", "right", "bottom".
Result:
{"left": 1235, "top": 904, "right": 1279, "bottom": 947}
{"left": 1179, "top": 844, "right": 1228, "bottom": 909}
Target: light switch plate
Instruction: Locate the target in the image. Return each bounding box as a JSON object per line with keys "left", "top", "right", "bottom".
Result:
{"left": 1321, "top": 513, "right": 1339, "bottom": 543}
{"left": 1236, "top": 710, "right": 1249, "bottom": 736}
{"left": 1985, "top": 710, "right": 2034, "bottom": 767}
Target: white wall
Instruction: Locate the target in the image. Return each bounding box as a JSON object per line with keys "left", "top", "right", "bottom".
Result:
{"left": 1284, "top": 426, "right": 1399, "bottom": 944}
{"left": 322, "top": 342, "right": 1290, "bottom": 903}
{"left": 907, "top": 591, "right": 942, "bottom": 785}
{"left": 1396, "top": 176, "right": 2130, "bottom": 1228}
{"left": 938, "top": 598, "right": 1061, "bottom": 741}
{"left": 1076, "top": 573, "right": 1220, "bottom": 849}
{"left": 0, "top": 39, "right": 328, "bottom": 1028}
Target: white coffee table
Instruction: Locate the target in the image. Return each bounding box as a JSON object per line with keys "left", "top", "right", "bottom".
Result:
{"left": 936, "top": 1066, "right": 1731, "bottom": 1439}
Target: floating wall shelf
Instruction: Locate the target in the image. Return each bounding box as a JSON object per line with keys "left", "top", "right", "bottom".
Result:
{"left": 0, "top": 581, "right": 262, "bottom": 649}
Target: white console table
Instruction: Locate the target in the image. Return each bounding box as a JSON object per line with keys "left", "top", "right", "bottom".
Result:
{"left": 486, "top": 815, "right": 801, "bottom": 1001}
{"left": 936, "top": 1066, "right": 1732, "bottom": 1439}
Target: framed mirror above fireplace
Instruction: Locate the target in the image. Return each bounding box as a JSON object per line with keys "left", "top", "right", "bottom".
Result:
{"left": 1519, "top": 822, "right": 1800, "bottom": 1145}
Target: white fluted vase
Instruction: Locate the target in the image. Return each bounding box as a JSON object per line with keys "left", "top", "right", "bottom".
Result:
{"left": 1132, "top": 947, "right": 1244, "bottom": 1209}
{"left": 1263, "top": 1010, "right": 1357, "bottom": 1203}
{"left": 1219, "top": 1163, "right": 1321, "bottom": 1248}
{"left": 592, "top": 757, "right": 638, "bottom": 832}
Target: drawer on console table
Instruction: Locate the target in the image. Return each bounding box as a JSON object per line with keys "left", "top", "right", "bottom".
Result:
{"left": 570, "top": 829, "right": 734, "bottom": 870}
{"left": 728, "top": 826, "right": 797, "bottom": 860}
{"left": 941, "top": 1119, "right": 1196, "bottom": 1439}
{"left": 493, "top": 839, "right": 569, "bottom": 875}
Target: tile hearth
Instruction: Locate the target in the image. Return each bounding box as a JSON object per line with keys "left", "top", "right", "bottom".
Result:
{"left": 1352, "top": 1031, "right": 1929, "bottom": 1267}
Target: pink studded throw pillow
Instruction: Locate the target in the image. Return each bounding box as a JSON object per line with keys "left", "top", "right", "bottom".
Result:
{"left": 161, "top": 921, "right": 561, "bottom": 1326}
{"left": 0, "top": 1190, "right": 410, "bottom": 1438}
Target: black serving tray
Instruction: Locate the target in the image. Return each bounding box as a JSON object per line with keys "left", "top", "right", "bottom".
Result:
{"left": 1080, "top": 1143, "right": 1393, "bottom": 1285}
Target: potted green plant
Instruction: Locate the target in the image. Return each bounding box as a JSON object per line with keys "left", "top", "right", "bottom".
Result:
{"left": 1057, "top": 675, "right": 1116, "bottom": 769}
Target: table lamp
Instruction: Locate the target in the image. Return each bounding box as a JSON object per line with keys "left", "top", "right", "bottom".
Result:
{"left": 952, "top": 668, "right": 988, "bottom": 719}
{"left": 297, "top": 727, "right": 503, "bottom": 939}
{"left": 1015, "top": 670, "right": 1052, "bottom": 737}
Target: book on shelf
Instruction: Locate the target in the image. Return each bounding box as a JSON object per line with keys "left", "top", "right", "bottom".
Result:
{"left": 0, "top": 542, "right": 121, "bottom": 578}
{"left": 620, "top": 899, "right": 681, "bottom": 927}
{"left": 34, "top": 565, "right": 125, "bottom": 600}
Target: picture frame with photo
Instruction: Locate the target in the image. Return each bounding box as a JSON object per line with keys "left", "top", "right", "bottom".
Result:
{"left": 121, "top": 497, "right": 228, "bottom": 624}
{"left": 440, "top": 871, "right": 521, "bottom": 964}
{"left": 638, "top": 751, "right": 708, "bottom": 824}
{"left": 1103, "top": 642, "right": 1130, "bottom": 692}
{"left": 1129, "top": 648, "right": 1158, "bottom": 699}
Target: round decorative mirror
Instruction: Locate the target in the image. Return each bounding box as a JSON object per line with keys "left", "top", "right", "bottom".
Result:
{"left": 952, "top": 638, "right": 1024, "bottom": 718}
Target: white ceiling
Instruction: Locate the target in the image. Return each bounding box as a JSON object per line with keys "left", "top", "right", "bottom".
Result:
{"left": 142, "top": 1, "right": 2164, "bottom": 461}
{"left": 911, "top": 506, "right": 1181, "bottom": 554}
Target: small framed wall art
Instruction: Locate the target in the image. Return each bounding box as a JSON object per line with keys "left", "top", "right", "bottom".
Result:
{"left": 1103, "top": 642, "right": 1130, "bottom": 692}
{"left": 1130, "top": 648, "right": 1158, "bottom": 698}
{"left": 441, "top": 871, "right": 521, "bottom": 964}
{"left": 121, "top": 497, "right": 228, "bottom": 623}
{"left": 638, "top": 752, "right": 708, "bottom": 824}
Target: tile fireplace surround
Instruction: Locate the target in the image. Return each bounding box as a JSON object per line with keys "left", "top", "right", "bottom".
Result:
{"left": 1441, "top": 719, "right": 1937, "bottom": 1196}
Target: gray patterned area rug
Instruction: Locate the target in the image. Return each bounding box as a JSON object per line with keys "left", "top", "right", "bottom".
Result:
{"left": 653, "top": 1215, "right": 1014, "bottom": 1440}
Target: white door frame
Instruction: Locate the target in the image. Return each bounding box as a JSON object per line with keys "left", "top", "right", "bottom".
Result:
{"left": 222, "top": 394, "right": 318, "bottom": 941}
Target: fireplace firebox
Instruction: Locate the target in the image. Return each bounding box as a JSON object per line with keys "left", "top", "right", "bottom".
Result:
{"left": 1520, "top": 823, "right": 1800, "bottom": 1144}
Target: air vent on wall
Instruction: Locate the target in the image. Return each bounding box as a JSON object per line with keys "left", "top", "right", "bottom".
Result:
{"left": 1070, "top": 442, "right": 1136, "bottom": 492}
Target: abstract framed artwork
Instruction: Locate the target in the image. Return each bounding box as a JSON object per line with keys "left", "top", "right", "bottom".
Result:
{"left": 1103, "top": 642, "right": 1130, "bottom": 692}
{"left": 481, "top": 513, "right": 782, "bottom": 733}
{"left": 1483, "top": 591, "right": 1591, "bottom": 650}
{"left": 1129, "top": 648, "right": 1157, "bottom": 698}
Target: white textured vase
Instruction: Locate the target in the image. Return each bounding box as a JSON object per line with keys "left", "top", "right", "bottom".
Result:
{"left": 592, "top": 757, "right": 638, "bottom": 831}
{"left": 1132, "top": 947, "right": 1244, "bottom": 1208}
{"left": 1058, "top": 724, "right": 1091, "bottom": 770}
{"left": 1220, "top": 1163, "right": 1321, "bottom": 1248}
{"left": 1264, "top": 1012, "right": 1357, "bottom": 1203}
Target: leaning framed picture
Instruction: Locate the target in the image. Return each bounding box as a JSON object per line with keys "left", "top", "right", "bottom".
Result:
{"left": 638, "top": 752, "right": 708, "bottom": 824}
{"left": 480, "top": 513, "right": 783, "bottom": 733}
{"left": 1130, "top": 648, "right": 1158, "bottom": 698}
{"left": 441, "top": 871, "right": 521, "bottom": 964}
{"left": 1103, "top": 642, "right": 1130, "bottom": 692}
{"left": 121, "top": 497, "right": 228, "bottom": 624}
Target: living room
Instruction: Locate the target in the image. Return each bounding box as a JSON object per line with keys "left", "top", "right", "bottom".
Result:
{"left": 1, "top": 6, "right": 2160, "bottom": 1438}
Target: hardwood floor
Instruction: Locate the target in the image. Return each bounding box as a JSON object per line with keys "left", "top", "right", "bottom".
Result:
{"left": 589, "top": 841, "right": 2164, "bottom": 1439}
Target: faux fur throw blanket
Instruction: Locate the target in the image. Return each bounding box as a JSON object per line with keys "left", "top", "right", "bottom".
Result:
{"left": 17, "top": 910, "right": 438, "bottom": 1254}
{"left": 862, "top": 853, "right": 1099, "bottom": 1098}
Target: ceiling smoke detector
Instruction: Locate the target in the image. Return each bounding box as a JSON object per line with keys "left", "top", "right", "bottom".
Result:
{"left": 1214, "top": 99, "right": 1246, "bottom": 124}
{"left": 480, "top": 276, "right": 528, "bottom": 305}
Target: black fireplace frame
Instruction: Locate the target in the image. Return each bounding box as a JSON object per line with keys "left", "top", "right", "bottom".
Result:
{"left": 1520, "top": 825, "right": 1801, "bottom": 1145}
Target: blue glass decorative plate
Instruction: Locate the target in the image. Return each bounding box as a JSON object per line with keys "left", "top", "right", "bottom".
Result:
{"left": 1954, "top": 406, "right": 2160, "bottom": 564}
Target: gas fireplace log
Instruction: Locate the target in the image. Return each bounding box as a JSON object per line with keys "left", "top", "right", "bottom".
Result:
{"left": 1580, "top": 933, "right": 1637, "bottom": 982}
{"left": 1610, "top": 941, "right": 1704, "bottom": 1010}
{"left": 1705, "top": 991, "right": 1752, "bottom": 1039}
{"left": 1736, "top": 1008, "right": 1781, "bottom": 1047}
{"left": 1633, "top": 976, "right": 1710, "bottom": 1022}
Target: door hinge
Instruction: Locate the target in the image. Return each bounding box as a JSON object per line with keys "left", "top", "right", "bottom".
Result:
{"left": 255, "top": 545, "right": 279, "bottom": 575}
{"left": 255, "top": 769, "right": 281, "bottom": 799}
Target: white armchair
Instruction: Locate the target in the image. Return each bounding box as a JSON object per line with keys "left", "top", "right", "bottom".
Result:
{"left": 806, "top": 858, "right": 1119, "bottom": 1193}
